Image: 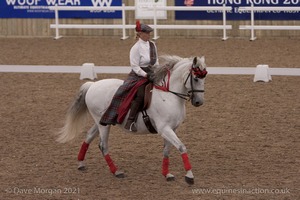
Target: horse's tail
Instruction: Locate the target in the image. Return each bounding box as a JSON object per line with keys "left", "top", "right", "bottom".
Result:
{"left": 56, "top": 81, "right": 94, "bottom": 143}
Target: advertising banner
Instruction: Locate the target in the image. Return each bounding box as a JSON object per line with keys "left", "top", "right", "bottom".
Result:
{"left": 0, "top": 0, "right": 122, "bottom": 18}
{"left": 175, "top": 0, "right": 300, "bottom": 20}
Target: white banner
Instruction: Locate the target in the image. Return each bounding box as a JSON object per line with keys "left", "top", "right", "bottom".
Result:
{"left": 135, "top": 0, "right": 167, "bottom": 19}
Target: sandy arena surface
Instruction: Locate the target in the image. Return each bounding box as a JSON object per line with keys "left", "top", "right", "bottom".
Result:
{"left": 0, "top": 37, "right": 299, "bottom": 200}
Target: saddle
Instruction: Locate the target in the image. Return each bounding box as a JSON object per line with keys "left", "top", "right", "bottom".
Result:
{"left": 143, "top": 82, "right": 153, "bottom": 110}
{"left": 117, "top": 81, "right": 157, "bottom": 133}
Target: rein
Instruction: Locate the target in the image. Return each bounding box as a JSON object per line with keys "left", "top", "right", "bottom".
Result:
{"left": 154, "top": 64, "right": 206, "bottom": 100}
{"left": 154, "top": 69, "right": 190, "bottom": 100}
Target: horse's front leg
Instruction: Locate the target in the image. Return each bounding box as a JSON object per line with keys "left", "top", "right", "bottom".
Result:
{"left": 162, "top": 139, "right": 175, "bottom": 181}
{"left": 77, "top": 124, "right": 98, "bottom": 170}
{"left": 98, "top": 125, "right": 124, "bottom": 178}
{"left": 160, "top": 127, "right": 194, "bottom": 185}
{"left": 181, "top": 152, "right": 194, "bottom": 185}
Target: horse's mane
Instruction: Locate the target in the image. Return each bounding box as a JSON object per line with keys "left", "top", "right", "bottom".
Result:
{"left": 152, "top": 55, "right": 185, "bottom": 83}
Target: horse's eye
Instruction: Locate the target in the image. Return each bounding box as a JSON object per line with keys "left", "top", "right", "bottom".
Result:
{"left": 194, "top": 78, "right": 199, "bottom": 82}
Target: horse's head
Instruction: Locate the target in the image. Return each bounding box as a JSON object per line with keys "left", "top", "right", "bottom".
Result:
{"left": 153, "top": 55, "right": 207, "bottom": 107}
{"left": 184, "top": 56, "right": 207, "bottom": 107}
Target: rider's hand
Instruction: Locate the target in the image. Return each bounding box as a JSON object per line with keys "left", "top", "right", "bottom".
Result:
{"left": 147, "top": 72, "right": 155, "bottom": 82}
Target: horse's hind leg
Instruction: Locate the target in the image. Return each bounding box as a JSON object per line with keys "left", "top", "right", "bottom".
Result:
{"left": 77, "top": 124, "right": 98, "bottom": 170}
{"left": 98, "top": 125, "right": 124, "bottom": 178}
{"left": 162, "top": 139, "right": 175, "bottom": 181}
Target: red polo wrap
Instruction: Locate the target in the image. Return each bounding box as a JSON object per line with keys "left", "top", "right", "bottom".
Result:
{"left": 181, "top": 153, "right": 192, "bottom": 171}
{"left": 77, "top": 141, "right": 89, "bottom": 161}
{"left": 104, "top": 154, "right": 117, "bottom": 174}
{"left": 162, "top": 157, "right": 169, "bottom": 176}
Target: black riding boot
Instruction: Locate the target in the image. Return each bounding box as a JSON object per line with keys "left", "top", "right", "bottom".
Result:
{"left": 124, "top": 100, "right": 141, "bottom": 132}
{"left": 124, "top": 84, "right": 146, "bottom": 132}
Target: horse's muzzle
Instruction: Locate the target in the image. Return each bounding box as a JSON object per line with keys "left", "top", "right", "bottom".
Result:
{"left": 192, "top": 101, "right": 203, "bottom": 107}
{"left": 191, "top": 97, "right": 204, "bottom": 107}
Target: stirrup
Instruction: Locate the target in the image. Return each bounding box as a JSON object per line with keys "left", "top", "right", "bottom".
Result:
{"left": 125, "top": 121, "right": 137, "bottom": 132}
{"left": 129, "top": 122, "right": 137, "bottom": 132}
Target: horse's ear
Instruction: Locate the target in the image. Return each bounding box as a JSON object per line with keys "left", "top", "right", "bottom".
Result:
{"left": 193, "top": 57, "right": 197, "bottom": 66}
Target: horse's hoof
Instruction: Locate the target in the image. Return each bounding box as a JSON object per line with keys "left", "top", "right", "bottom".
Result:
{"left": 78, "top": 161, "right": 86, "bottom": 171}
{"left": 78, "top": 166, "right": 86, "bottom": 171}
{"left": 185, "top": 176, "right": 194, "bottom": 185}
{"left": 166, "top": 176, "right": 175, "bottom": 181}
{"left": 166, "top": 173, "right": 175, "bottom": 182}
{"left": 115, "top": 171, "right": 125, "bottom": 178}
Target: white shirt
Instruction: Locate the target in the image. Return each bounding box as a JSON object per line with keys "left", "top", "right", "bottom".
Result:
{"left": 129, "top": 38, "right": 158, "bottom": 77}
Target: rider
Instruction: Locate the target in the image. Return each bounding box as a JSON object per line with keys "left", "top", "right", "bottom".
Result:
{"left": 100, "top": 21, "right": 158, "bottom": 132}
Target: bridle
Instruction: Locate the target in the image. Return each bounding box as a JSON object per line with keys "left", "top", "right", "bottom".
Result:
{"left": 155, "top": 63, "right": 207, "bottom": 101}
{"left": 182, "top": 64, "right": 207, "bottom": 100}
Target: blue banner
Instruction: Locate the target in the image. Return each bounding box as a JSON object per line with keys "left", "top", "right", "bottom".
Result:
{"left": 0, "top": 0, "right": 122, "bottom": 18}
{"left": 175, "top": 0, "right": 300, "bottom": 20}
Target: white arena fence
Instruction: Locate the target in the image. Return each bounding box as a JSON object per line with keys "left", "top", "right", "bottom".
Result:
{"left": 1, "top": 65, "right": 299, "bottom": 76}
{"left": 49, "top": 4, "right": 135, "bottom": 40}
{"left": 139, "top": 5, "right": 232, "bottom": 40}
{"left": 49, "top": 4, "right": 300, "bottom": 40}
{"left": 49, "top": 4, "right": 232, "bottom": 40}
{"left": 239, "top": 5, "right": 300, "bottom": 40}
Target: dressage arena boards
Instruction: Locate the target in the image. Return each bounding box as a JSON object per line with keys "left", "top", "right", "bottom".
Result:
{"left": 1, "top": 65, "right": 300, "bottom": 76}
{"left": 0, "top": 37, "right": 299, "bottom": 200}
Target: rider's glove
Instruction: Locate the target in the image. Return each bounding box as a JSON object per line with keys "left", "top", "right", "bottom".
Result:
{"left": 147, "top": 71, "right": 155, "bottom": 82}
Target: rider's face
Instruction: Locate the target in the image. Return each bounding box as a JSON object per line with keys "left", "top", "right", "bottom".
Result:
{"left": 139, "top": 31, "right": 151, "bottom": 41}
